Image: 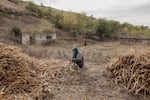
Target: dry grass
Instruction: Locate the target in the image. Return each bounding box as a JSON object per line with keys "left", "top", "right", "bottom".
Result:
{"left": 0, "top": 0, "right": 27, "bottom": 12}
{"left": 21, "top": 41, "right": 150, "bottom": 64}
{"left": 21, "top": 41, "right": 116, "bottom": 64}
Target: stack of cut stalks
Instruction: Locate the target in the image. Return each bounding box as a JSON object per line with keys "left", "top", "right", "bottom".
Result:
{"left": 0, "top": 43, "right": 39, "bottom": 95}
{"left": 0, "top": 43, "right": 74, "bottom": 99}
{"left": 105, "top": 52, "right": 150, "bottom": 97}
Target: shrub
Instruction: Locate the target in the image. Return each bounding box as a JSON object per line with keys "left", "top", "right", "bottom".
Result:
{"left": 43, "top": 28, "right": 52, "bottom": 34}
{"left": 0, "top": 11, "right": 7, "bottom": 17}
{"left": 95, "top": 19, "right": 112, "bottom": 38}
{"left": 41, "top": 7, "right": 52, "bottom": 18}
{"left": 75, "top": 13, "right": 88, "bottom": 32}
{"left": 25, "top": 2, "right": 42, "bottom": 17}
{"left": 11, "top": 27, "right": 21, "bottom": 35}
{"left": 53, "top": 13, "right": 64, "bottom": 29}
{"left": 61, "top": 12, "right": 77, "bottom": 31}
{"left": 10, "top": 27, "right": 22, "bottom": 43}
{"left": 26, "top": 2, "right": 52, "bottom": 18}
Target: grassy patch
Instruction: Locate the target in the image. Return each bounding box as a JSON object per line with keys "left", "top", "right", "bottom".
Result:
{"left": 0, "top": 11, "right": 8, "bottom": 17}
{"left": 25, "top": 2, "right": 52, "bottom": 18}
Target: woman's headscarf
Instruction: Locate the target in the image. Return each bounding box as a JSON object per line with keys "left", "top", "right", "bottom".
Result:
{"left": 72, "top": 48, "right": 78, "bottom": 59}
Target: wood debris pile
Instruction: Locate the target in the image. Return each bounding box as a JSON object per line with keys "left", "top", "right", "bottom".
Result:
{"left": 0, "top": 43, "right": 76, "bottom": 99}
{"left": 105, "top": 52, "right": 150, "bottom": 97}
{"left": 0, "top": 43, "right": 39, "bottom": 96}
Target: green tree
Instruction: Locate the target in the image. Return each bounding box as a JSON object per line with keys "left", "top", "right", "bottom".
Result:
{"left": 75, "top": 13, "right": 87, "bottom": 32}
{"left": 95, "top": 19, "right": 112, "bottom": 38}
{"left": 53, "top": 12, "right": 64, "bottom": 29}
{"left": 109, "top": 20, "right": 121, "bottom": 33}
{"left": 121, "top": 23, "right": 134, "bottom": 32}
{"left": 61, "top": 12, "right": 77, "bottom": 31}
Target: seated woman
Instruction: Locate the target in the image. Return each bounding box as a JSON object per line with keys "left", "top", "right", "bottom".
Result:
{"left": 71, "top": 48, "right": 84, "bottom": 69}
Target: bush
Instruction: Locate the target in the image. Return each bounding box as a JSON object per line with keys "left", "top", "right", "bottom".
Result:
{"left": 26, "top": 2, "right": 43, "bottom": 17}
{"left": 95, "top": 19, "right": 123, "bottom": 38}
{"left": 26, "top": 2, "right": 39, "bottom": 12}
{"left": 10, "top": 27, "right": 22, "bottom": 43}
{"left": 0, "top": 11, "right": 7, "bottom": 17}
{"left": 75, "top": 13, "right": 87, "bottom": 32}
{"left": 11, "top": 27, "right": 21, "bottom": 35}
{"left": 41, "top": 7, "right": 52, "bottom": 18}
{"left": 52, "top": 12, "right": 90, "bottom": 32}
{"left": 61, "top": 12, "right": 77, "bottom": 31}
{"left": 0, "top": 7, "right": 9, "bottom": 17}
{"left": 95, "top": 19, "right": 112, "bottom": 38}
{"left": 43, "top": 28, "right": 52, "bottom": 34}
{"left": 26, "top": 2, "right": 52, "bottom": 18}
{"left": 53, "top": 13, "right": 64, "bottom": 29}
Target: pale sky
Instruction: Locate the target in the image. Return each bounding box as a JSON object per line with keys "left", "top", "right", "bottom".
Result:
{"left": 23, "top": 0, "right": 150, "bottom": 27}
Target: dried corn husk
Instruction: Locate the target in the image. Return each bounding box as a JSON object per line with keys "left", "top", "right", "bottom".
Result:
{"left": 104, "top": 51, "right": 150, "bottom": 97}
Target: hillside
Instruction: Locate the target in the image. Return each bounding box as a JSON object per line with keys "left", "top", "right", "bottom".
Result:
{"left": 1, "top": 0, "right": 63, "bottom": 44}
{"left": 0, "top": 0, "right": 54, "bottom": 34}
{"left": 0, "top": 0, "right": 150, "bottom": 44}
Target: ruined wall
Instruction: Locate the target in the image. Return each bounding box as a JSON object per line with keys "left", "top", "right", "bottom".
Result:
{"left": 34, "top": 34, "right": 47, "bottom": 45}
{"left": 22, "top": 34, "right": 30, "bottom": 45}
{"left": 51, "top": 33, "right": 57, "bottom": 40}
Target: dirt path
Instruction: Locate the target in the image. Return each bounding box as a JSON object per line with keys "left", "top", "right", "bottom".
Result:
{"left": 53, "top": 61, "right": 144, "bottom": 100}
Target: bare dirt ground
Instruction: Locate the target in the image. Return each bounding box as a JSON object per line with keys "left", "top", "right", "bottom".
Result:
{"left": 20, "top": 41, "right": 150, "bottom": 100}
{"left": 0, "top": 0, "right": 27, "bottom": 12}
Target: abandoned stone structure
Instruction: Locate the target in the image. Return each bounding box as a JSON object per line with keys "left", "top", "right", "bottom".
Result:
{"left": 10, "top": 30, "right": 57, "bottom": 45}
{"left": 22, "top": 34, "right": 30, "bottom": 45}
{"left": 34, "top": 33, "right": 57, "bottom": 45}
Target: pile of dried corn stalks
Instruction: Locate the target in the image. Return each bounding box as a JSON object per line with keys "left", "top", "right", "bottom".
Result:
{"left": 105, "top": 51, "right": 150, "bottom": 97}
{"left": 0, "top": 43, "right": 40, "bottom": 95}
{"left": 0, "top": 43, "right": 76, "bottom": 99}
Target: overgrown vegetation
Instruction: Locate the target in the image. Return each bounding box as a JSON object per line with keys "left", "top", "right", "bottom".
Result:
{"left": 9, "top": 1, "right": 150, "bottom": 38}
{"left": 95, "top": 19, "right": 150, "bottom": 38}
{"left": 0, "top": 11, "right": 8, "bottom": 17}
{"left": 52, "top": 12, "right": 94, "bottom": 33}
{"left": 11, "top": 27, "right": 21, "bottom": 35}
{"left": 0, "top": 8, "right": 8, "bottom": 17}
{"left": 43, "top": 28, "right": 53, "bottom": 34}
{"left": 29, "top": 19, "right": 54, "bottom": 35}
{"left": 95, "top": 19, "right": 114, "bottom": 38}
{"left": 25, "top": 2, "right": 52, "bottom": 18}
